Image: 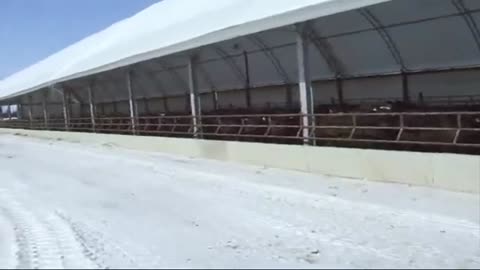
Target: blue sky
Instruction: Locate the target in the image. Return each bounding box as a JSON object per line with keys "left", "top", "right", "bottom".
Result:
{"left": 0, "top": 0, "right": 160, "bottom": 80}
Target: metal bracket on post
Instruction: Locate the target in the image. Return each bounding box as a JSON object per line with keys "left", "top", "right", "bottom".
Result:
{"left": 296, "top": 23, "right": 315, "bottom": 145}
{"left": 87, "top": 83, "right": 96, "bottom": 133}
{"left": 126, "top": 70, "right": 138, "bottom": 135}
{"left": 188, "top": 55, "right": 202, "bottom": 138}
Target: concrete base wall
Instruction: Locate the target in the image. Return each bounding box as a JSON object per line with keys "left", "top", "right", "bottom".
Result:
{"left": 1, "top": 128, "right": 478, "bottom": 193}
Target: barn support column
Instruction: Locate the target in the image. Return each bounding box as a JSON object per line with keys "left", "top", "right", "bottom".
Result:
{"left": 185, "top": 93, "right": 190, "bottom": 113}
{"left": 60, "top": 87, "right": 71, "bottom": 131}
{"left": 162, "top": 97, "right": 170, "bottom": 114}
{"left": 286, "top": 85, "right": 294, "bottom": 109}
{"left": 336, "top": 77, "right": 345, "bottom": 109}
{"left": 17, "top": 104, "right": 22, "bottom": 120}
{"left": 126, "top": 70, "right": 138, "bottom": 135}
{"left": 112, "top": 101, "right": 118, "bottom": 114}
{"left": 42, "top": 91, "right": 49, "bottom": 129}
{"left": 243, "top": 51, "right": 252, "bottom": 109}
{"left": 6, "top": 104, "right": 11, "bottom": 120}
{"left": 87, "top": 83, "right": 96, "bottom": 132}
{"left": 212, "top": 90, "right": 219, "bottom": 111}
{"left": 143, "top": 98, "right": 150, "bottom": 115}
{"left": 296, "top": 24, "right": 315, "bottom": 145}
{"left": 188, "top": 56, "right": 202, "bottom": 138}
{"left": 27, "top": 95, "right": 34, "bottom": 128}
{"left": 402, "top": 72, "right": 410, "bottom": 103}
{"left": 100, "top": 103, "right": 106, "bottom": 116}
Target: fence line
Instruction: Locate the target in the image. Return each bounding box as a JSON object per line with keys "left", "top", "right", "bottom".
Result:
{"left": 1, "top": 111, "right": 479, "bottom": 149}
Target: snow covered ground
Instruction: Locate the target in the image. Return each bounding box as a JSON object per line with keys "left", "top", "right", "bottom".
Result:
{"left": 0, "top": 134, "right": 478, "bottom": 269}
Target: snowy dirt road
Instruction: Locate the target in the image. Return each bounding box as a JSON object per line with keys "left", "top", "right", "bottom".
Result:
{"left": 0, "top": 134, "right": 478, "bottom": 269}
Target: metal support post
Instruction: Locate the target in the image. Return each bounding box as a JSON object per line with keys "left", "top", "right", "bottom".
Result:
{"left": 243, "top": 51, "right": 252, "bottom": 109}
{"left": 212, "top": 90, "right": 219, "bottom": 111}
{"left": 42, "top": 91, "right": 49, "bottom": 129}
{"left": 144, "top": 98, "right": 150, "bottom": 115}
{"left": 27, "top": 95, "right": 34, "bottom": 129}
{"left": 188, "top": 56, "right": 202, "bottom": 138}
{"left": 286, "top": 85, "right": 293, "bottom": 109}
{"left": 402, "top": 72, "right": 410, "bottom": 103}
{"left": 296, "top": 24, "right": 315, "bottom": 145}
{"left": 87, "top": 84, "right": 96, "bottom": 132}
{"left": 61, "top": 87, "right": 70, "bottom": 131}
{"left": 7, "top": 104, "right": 11, "bottom": 120}
{"left": 163, "top": 97, "right": 170, "bottom": 114}
{"left": 336, "top": 77, "right": 344, "bottom": 109}
{"left": 126, "top": 70, "right": 138, "bottom": 135}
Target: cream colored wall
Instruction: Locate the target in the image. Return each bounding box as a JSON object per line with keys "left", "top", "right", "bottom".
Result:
{"left": 1, "top": 128, "right": 477, "bottom": 193}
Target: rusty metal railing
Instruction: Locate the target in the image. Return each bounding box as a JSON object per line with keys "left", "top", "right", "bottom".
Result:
{"left": 1, "top": 111, "right": 479, "bottom": 150}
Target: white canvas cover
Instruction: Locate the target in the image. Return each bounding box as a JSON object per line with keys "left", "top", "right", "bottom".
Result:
{"left": 0, "top": 0, "right": 387, "bottom": 100}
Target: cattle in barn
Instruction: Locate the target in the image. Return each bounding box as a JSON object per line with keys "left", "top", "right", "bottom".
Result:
{"left": 202, "top": 108, "right": 245, "bottom": 141}
{"left": 87, "top": 93, "right": 480, "bottom": 154}
{"left": 137, "top": 117, "right": 159, "bottom": 136}
{"left": 248, "top": 107, "right": 301, "bottom": 144}
{"left": 217, "top": 116, "right": 244, "bottom": 141}
{"left": 240, "top": 116, "right": 269, "bottom": 142}
{"left": 267, "top": 115, "right": 302, "bottom": 144}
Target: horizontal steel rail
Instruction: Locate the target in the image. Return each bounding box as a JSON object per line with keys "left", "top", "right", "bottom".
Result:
{"left": 0, "top": 111, "right": 479, "bottom": 150}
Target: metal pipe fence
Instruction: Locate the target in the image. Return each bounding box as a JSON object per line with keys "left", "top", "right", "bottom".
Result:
{"left": 1, "top": 111, "right": 479, "bottom": 149}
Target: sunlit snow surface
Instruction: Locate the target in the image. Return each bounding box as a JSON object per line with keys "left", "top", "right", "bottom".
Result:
{"left": 0, "top": 134, "right": 478, "bottom": 268}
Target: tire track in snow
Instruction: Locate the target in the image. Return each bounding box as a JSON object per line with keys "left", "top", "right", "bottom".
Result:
{"left": 0, "top": 208, "right": 17, "bottom": 269}
{"left": 0, "top": 189, "right": 96, "bottom": 269}
{"left": 43, "top": 215, "right": 97, "bottom": 269}
{"left": 56, "top": 211, "right": 140, "bottom": 269}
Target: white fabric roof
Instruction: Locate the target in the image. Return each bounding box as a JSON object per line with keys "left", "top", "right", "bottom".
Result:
{"left": 0, "top": 0, "right": 387, "bottom": 101}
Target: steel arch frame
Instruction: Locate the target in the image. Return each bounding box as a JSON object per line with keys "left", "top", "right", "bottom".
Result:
{"left": 247, "top": 34, "right": 292, "bottom": 84}
{"left": 452, "top": 0, "right": 480, "bottom": 52}
{"left": 358, "top": 8, "right": 406, "bottom": 71}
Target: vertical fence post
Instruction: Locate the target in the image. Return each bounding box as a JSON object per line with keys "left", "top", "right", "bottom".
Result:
{"left": 454, "top": 113, "right": 462, "bottom": 144}
{"left": 349, "top": 114, "right": 357, "bottom": 139}
{"left": 396, "top": 114, "right": 404, "bottom": 141}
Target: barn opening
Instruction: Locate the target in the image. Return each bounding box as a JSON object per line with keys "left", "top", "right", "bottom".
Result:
{"left": 1, "top": 0, "right": 479, "bottom": 155}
